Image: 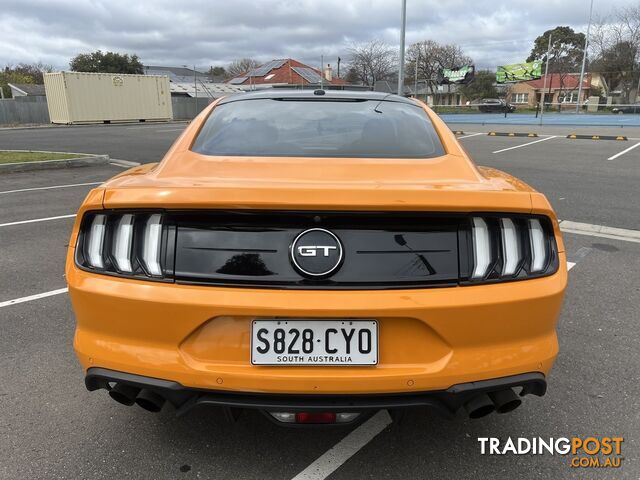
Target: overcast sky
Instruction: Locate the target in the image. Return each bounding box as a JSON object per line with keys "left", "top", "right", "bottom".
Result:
{"left": 0, "top": 0, "right": 635, "bottom": 72}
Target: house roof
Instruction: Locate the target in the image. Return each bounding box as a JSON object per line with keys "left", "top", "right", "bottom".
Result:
{"left": 226, "top": 58, "right": 347, "bottom": 86}
{"left": 144, "top": 65, "right": 207, "bottom": 83}
{"left": 7, "top": 83, "right": 46, "bottom": 96}
{"left": 525, "top": 73, "right": 591, "bottom": 90}
{"left": 170, "top": 82, "right": 244, "bottom": 98}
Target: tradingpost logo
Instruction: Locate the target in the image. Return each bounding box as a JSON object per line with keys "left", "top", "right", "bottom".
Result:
{"left": 478, "top": 437, "right": 624, "bottom": 469}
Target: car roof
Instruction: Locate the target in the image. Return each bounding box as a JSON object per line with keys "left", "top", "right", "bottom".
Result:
{"left": 217, "top": 89, "right": 419, "bottom": 106}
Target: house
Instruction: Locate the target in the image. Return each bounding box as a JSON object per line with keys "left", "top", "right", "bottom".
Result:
{"left": 508, "top": 73, "right": 591, "bottom": 108}
{"left": 7, "top": 83, "right": 46, "bottom": 97}
{"left": 226, "top": 59, "right": 348, "bottom": 89}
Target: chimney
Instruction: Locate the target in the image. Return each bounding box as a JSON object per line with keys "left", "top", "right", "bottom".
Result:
{"left": 324, "top": 64, "right": 333, "bottom": 82}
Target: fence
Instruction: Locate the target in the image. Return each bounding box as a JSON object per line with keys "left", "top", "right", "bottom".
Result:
{"left": 0, "top": 95, "right": 215, "bottom": 125}
{"left": 0, "top": 97, "right": 50, "bottom": 125}
{"left": 171, "top": 97, "right": 213, "bottom": 120}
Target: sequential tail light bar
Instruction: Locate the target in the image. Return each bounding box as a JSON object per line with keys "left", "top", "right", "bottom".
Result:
{"left": 75, "top": 211, "right": 558, "bottom": 285}
{"left": 465, "top": 215, "right": 558, "bottom": 283}
{"left": 75, "top": 211, "right": 174, "bottom": 281}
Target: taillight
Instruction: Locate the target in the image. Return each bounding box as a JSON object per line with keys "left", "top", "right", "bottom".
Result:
{"left": 141, "top": 214, "right": 163, "bottom": 276}
{"left": 75, "top": 211, "right": 174, "bottom": 281}
{"left": 86, "top": 214, "right": 107, "bottom": 268}
{"left": 465, "top": 215, "right": 558, "bottom": 283}
{"left": 112, "top": 214, "right": 134, "bottom": 272}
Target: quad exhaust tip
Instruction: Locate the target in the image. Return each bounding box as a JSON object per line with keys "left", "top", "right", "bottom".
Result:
{"left": 108, "top": 383, "right": 140, "bottom": 406}
{"left": 489, "top": 389, "right": 522, "bottom": 414}
{"left": 464, "top": 393, "right": 495, "bottom": 419}
{"left": 464, "top": 388, "right": 523, "bottom": 419}
{"left": 135, "top": 389, "right": 166, "bottom": 413}
{"left": 107, "top": 383, "right": 166, "bottom": 412}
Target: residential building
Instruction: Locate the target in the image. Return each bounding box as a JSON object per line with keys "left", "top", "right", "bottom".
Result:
{"left": 508, "top": 73, "right": 591, "bottom": 108}
{"left": 7, "top": 83, "right": 46, "bottom": 97}
{"left": 226, "top": 59, "right": 348, "bottom": 89}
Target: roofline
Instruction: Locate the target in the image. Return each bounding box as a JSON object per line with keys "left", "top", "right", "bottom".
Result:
{"left": 7, "top": 83, "right": 28, "bottom": 95}
{"left": 217, "top": 89, "right": 418, "bottom": 106}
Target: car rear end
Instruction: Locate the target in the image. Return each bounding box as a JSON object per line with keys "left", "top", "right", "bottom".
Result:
{"left": 67, "top": 91, "right": 567, "bottom": 425}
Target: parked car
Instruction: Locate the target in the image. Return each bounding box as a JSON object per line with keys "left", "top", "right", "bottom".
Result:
{"left": 478, "top": 98, "right": 516, "bottom": 113}
{"left": 67, "top": 90, "right": 566, "bottom": 425}
{"left": 612, "top": 103, "right": 640, "bottom": 114}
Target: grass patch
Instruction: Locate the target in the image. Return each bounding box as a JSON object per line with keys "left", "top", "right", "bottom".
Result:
{"left": 0, "top": 150, "right": 83, "bottom": 164}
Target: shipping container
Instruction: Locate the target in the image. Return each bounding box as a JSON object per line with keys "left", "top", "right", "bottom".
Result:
{"left": 44, "top": 72, "right": 172, "bottom": 124}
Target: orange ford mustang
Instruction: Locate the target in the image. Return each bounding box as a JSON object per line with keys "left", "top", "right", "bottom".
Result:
{"left": 66, "top": 90, "right": 567, "bottom": 425}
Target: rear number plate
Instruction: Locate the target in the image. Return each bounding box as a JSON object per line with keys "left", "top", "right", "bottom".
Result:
{"left": 251, "top": 320, "right": 378, "bottom": 366}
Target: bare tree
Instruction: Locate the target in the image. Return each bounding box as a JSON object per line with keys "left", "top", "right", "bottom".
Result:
{"left": 347, "top": 40, "right": 397, "bottom": 86}
{"left": 226, "top": 58, "right": 260, "bottom": 79}
{"left": 406, "top": 40, "right": 472, "bottom": 103}
{"left": 590, "top": 5, "right": 640, "bottom": 101}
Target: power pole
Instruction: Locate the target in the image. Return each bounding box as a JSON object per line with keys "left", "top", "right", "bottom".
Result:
{"left": 539, "top": 35, "right": 552, "bottom": 125}
{"left": 414, "top": 51, "right": 419, "bottom": 98}
{"left": 397, "top": 0, "right": 407, "bottom": 95}
{"left": 576, "top": 0, "right": 594, "bottom": 113}
{"left": 194, "top": 64, "right": 198, "bottom": 114}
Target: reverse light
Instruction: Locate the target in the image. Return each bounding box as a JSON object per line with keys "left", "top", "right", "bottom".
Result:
{"left": 471, "top": 217, "right": 491, "bottom": 279}
{"left": 112, "top": 214, "right": 134, "bottom": 272}
{"left": 141, "top": 214, "right": 163, "bottom": 276}
{"left": 500, "top": 218, "right": 520, "bottom": 276}
{"left": 87, "top": 214, "right": 106, "bottom": 268}
{"left": 528, "top": 219, "right": 547, "bottom": 272}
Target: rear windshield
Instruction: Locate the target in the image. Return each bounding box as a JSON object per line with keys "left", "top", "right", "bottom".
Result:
{"left": 191, "top": 98, "right": 445, "bottom": 158}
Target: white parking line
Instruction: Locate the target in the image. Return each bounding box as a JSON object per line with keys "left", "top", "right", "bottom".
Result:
{"left": 567, "top": 262, "right": 576, "bottom": 271}
{"left": 0, "top": 288, "right": 68, "bottom": 309}
{"left": 0, "top": 214, "right": 76, "bottom": 228}
{"left": 607, "top": 141, "right": 640, "bottom": 161}
{"left": 156, "top": 128, "right": 185, "bottom": 133}
{"left": 0, "top": 182, "right": 101, "bottom": 195}
{"left": 457, "top": 132, "right": 484, "bottom": 140}
{"left": 560, "top": 220, "right": 640, "bottom": 244}
{"left": 291, "top": 410, "right": 392, "bottom": 480}
{"left": 492, "top": 135, "right": 557, "bottom": 154}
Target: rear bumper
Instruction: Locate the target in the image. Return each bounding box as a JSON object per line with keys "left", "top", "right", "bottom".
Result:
{"left": 85, "top": 367, "right": 547, "bottom": 417}
{"left": 68, "top": 251, "right": 567, "bottom": 396}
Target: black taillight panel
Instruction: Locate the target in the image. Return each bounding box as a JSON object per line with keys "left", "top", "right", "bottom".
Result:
{"left": 75, "top": 210, "right": 559, "bottom": 288}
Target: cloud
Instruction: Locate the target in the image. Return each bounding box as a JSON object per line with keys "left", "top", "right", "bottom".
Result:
{"left": 0, "top": 0, "right": 634, "bottom": 71}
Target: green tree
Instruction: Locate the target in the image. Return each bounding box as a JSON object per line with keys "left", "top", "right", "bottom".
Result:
{"left": 69, "top": 50, "right": 144, "bottom": 74}
{"left": 458, "top": 70, "right": 498, "bottom": 102}
{"left": 527, "top": 26, "right": 585, "bottom": 68}
{"left": 527, "top": 26, "right": 586, "bottom": 101}
{"left": 208, "top": 66, "right": 226, "bottom": 81}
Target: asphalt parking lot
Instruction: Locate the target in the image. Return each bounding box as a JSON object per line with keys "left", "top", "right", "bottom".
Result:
{"left": 1, "top": 124, "right": 639, "bottom": 479}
